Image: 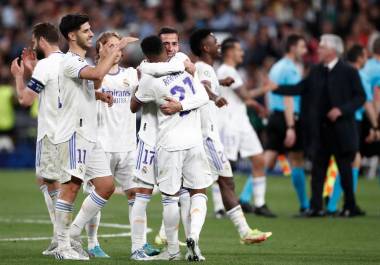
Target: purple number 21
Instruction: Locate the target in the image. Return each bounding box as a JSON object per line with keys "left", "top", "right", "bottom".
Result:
{"left": 170, "top": 76, "right": 196, "bottom": 116}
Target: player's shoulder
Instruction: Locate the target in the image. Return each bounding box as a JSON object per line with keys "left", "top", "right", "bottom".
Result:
{"left": 217, "top": 63, "right": 237, "bottom": 76}
{"left": 174, "top": 52, "right": 190, "bottom": 62}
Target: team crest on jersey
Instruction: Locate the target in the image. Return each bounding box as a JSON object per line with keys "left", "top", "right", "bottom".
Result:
{"left": 204, "top": 70, "right": 211, "bottom": 77}
{"left": 142, "top": 166, "right": 148, "bottom": 174}
{"left": 123, "top": 78, "right": 130, "bottom": 87}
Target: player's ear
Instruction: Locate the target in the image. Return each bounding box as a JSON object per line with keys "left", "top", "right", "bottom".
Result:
{"left": 68, "top": 31, "right": 76, "bottom": 42}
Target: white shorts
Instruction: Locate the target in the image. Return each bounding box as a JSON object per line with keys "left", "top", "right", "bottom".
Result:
{"left": 219, "top": 117, "right": 263, "bottom": 161}
{"left": 203, "top": 137, "right": 233, "bottom": 180}
{"left": 135, "top": 139, "right": 156, "bottom": 185}
{"left": 107, "top": 151, "right": 137, "bottom": 191}
{"left": 156, "top": 145, "right": 212, "bottom": 195}
{"left": 58, "top": 133, "right": 112, "bottom": 184}
{"left": 35, "top": 136, "right": 60, "bottom": 181}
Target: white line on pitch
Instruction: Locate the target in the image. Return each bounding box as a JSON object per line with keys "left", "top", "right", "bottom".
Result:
{"left": 0, "top": 218, "right": 151, "bottom": 242}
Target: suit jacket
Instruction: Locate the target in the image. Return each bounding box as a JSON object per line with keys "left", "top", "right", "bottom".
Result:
{"left": 274, "top": 59, "right": 366, "bottom": 156}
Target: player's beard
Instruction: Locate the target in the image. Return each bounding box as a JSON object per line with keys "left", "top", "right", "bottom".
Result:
{"left": 35, "top": 45, "right": 45, "bottom": 60}
{"left": 77, "top": 36, "right": 91, "bottom": 51}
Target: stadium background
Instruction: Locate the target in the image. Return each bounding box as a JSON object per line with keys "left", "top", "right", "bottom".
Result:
{"left": 0, "top": 1, "right": 380, "bottom": 264}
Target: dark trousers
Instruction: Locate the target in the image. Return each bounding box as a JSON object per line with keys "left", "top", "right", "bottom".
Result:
{"left": 310, "top": 124, "right": 357, "bottom": 211}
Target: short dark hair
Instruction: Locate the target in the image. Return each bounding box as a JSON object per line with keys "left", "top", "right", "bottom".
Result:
{"left": 189, "top": 28, "right": 212, "bottom": 57}
{"left": 285, "top": 34, "right": 304, "bottom": 53}
{"left": 141, "top": 35, "right": 164, "bottom": 57}
{"left": 346, "top": 44, "right": 365, "bottom": 63}
{"left": 221, "top": 37, "right": 239, "bottom": 57}
{"left": 373, "top": 37, "right": 380, "bottom": 55}
{"left": 59, "top": 14, "right": 89, "bottom": 40}
{"left": 32, "top": 22, "right": 59, "bottom": 44}
{"left": 158, "top": 27, "right": 178, "bottom": 37}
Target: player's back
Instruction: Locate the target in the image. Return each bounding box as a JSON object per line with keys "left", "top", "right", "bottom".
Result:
{"left": 97, "top": 67, "right": 138, "bottom": 152}
{"left": 137, "top": 71, "right": 203, "bottom": 151}
{"left": 56, "top": 52, "right": 97, "bottom": 144}
{"left": 29, "top": 52, "right": 64, "bottom": 143}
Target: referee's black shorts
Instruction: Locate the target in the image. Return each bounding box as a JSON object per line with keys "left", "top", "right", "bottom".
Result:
{"left": 359, "top": 117, "right": 380, "bottom": 157}
{"left": 264, "top": 111, "right": 304, "bottom": 153}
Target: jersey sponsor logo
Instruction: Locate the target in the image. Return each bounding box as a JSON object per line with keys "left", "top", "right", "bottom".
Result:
{"left": 101, "top": 87, "right": 131, "bottom": 104}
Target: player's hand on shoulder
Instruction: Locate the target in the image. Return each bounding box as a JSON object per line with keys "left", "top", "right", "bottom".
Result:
{"left": 219, "top": 76, "right": 235, "bottom": 86}
{"left": 160, "top": 97, "right": 183, "bottom": 115}
{"left": 184, "top": 59, "right": 195, "bottom": 76}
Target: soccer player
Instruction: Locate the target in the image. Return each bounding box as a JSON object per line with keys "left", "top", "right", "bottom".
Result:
{"left": 217, "top": 37, "right": 276, "bottom": 217}
{"left": 10, "top": 22, "right": 64, "bottom": 256}
{"left": 189, "top": 28, "right": 272, "bottom": 243}
{"left": 130, "top": 33, "right": 207, "bottom": 260}
{"left": 326, "top": 44, "right": 378, "bottom": 214}
{"left": 53, "top": 14, "right": 128, "bottom": 260}
{"left": 265, "top": 34, "right": 309, "bottom": 215}
{"left": 132, "top": 35, "right": 212, "bottom": 261}
{"left": 79, "top": 31, "right": 140, "bottom": 258}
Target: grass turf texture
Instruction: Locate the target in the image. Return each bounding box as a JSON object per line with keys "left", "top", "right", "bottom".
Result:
{"left": 0, "top": 170, "right": 379, "bottom": 265}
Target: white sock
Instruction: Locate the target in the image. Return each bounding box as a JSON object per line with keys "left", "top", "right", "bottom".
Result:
{"left": 159, "top": 220, "right": 166, "bottom": 239}
{"left": 226, "top": 205, "right": 250, "bottom": 237}
{"left": 49, "top": 189, "right": 60, "bottom": 239}
{"left": 131, "top": 193, "right": 151, "bottom": 252}
{"left": 179, "top": 188, "right": 191, "bottom": 238}
{"left": 85, "top": 211, "right": 101, "bottom": 250}
{"left": 189, "top": 193, "right": 208, "bottom": 243}
{"left": 40, "top": 185, "right": 56, "bottom": 240}
{"left": 162, "top": 195, "right": 180, "bottom": 255}
{"left": 55, "top": 199, "right": 74, "bottom": 249}
{"left": 253, "top": 177, "right": 266, "bottom": 208}
{"left": 211, "top": 182, "right": 225, "bottom": 213}
{"left": 128, "top": 199, "right": 135, "bottom": 227}
{"left": 70, "top": 191, "right": 107, "bottom": 238}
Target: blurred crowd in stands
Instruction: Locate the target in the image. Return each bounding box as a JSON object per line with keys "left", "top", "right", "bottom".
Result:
{"left": 1, "top": 0, "right": 380, "bottom": 169}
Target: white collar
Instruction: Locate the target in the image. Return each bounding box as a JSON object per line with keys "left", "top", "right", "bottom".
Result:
{"left": 326, "top": 58, "right": 338, "bottom": 71}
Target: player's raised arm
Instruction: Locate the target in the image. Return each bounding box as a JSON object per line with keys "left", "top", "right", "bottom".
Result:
{"left": 79, "top": 43, "right": 122, "bottom": 81}
{"left": 10, "top": 58, "right": 38, "bottom": 107}
{"left": 139, "top": 58, "right": 185, "bottom": 77}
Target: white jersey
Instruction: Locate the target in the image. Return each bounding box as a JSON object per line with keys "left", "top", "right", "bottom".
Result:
{"left": 216, "top": 63, "right": 247, "bottom": 124}
{"left": 27, "top": 52, "right": 64, "bottom": 143}
{"left": 137, "top": 52, "right": 188, "bottom": 146}
{"left": 135, "top": 71, "right": 204, "bottom": 151}
{"left": 55, "top": 51, "right": 97, "bottom": 143}
{"left": 97, "top": 67, "right": 138, "bottom": 152}
{"left": 195, "top": 61, "right": 220, "bottom": 140}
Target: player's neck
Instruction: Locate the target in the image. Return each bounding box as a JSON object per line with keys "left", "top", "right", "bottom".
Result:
{"left": 285, "top": 53, "right": 296, "bottom": 62}
{"left": 373, "top": 54, "right": 380, "bottom": 61}
{"left": 109, "top": 64, "right": 119, "bottom": 74}
{"left": 43, "top": 45, "right": 61, "bottom": 58}
{"left": 200, "top": 54, "right": 214, "bottom": 66}
{"left": 223, "top": 57, "right": 236, "bottom": 67}
{"left": 68, "top": 43, "right": 87, "bottom": 58}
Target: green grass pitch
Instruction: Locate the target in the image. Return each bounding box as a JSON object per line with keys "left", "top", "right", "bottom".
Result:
{"left": 0, "top": 170, "right": 379, "bottom": 264}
